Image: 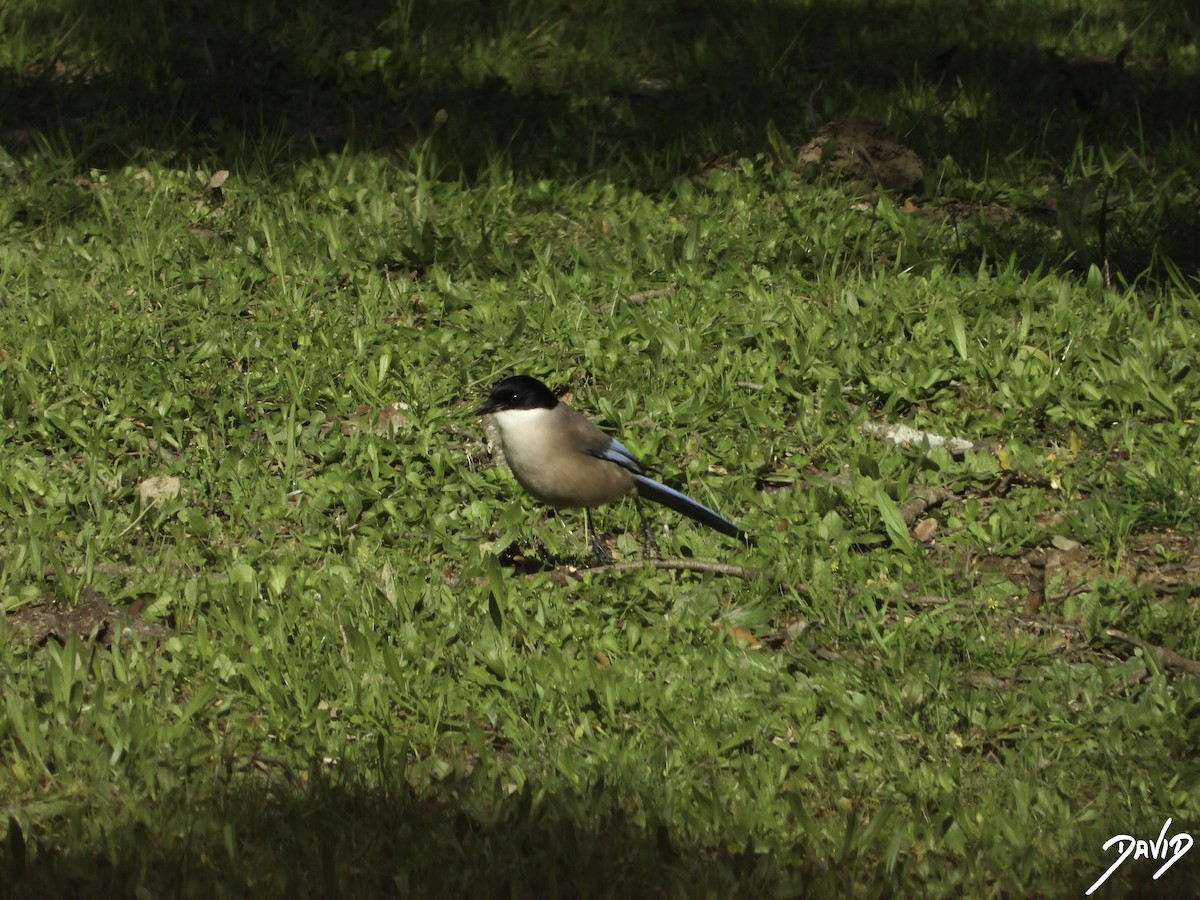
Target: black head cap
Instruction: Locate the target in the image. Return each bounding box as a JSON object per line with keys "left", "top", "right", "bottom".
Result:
{"left": 471, "top": 375, "right": 560, "bottom": 416}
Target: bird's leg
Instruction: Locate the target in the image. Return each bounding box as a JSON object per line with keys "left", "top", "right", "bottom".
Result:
{"left": 637, "top": 502, "right": 659, "bottom": 559}
{"left": 585, "top": 508, "right": 613, "bottom": 566}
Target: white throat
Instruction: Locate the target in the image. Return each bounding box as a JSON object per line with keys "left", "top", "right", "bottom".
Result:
{"left": 489, "top": 406, "right": 556, "bottom": 449}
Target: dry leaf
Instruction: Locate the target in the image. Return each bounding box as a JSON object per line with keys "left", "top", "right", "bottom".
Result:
{"left": 137, "top": 475, "right": 181, "bottom": 503}
{"left": 725, "top": 626, "right": 762, "bottom": 648}
{"left": 913, "top": 517, "right": 939, "bottom": 542}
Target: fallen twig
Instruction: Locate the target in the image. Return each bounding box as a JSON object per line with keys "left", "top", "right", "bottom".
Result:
{"left": 905, "top": 594, "right": 955, "bottom": 607}
{"left": 888, "top": 595, "right": 1200, "bottom": 679}
{"left": 627, "top": 285, "right": 677, "bottom": 303}
{"left": 1047, "top": 583, "right": 1092, "bottom": 603}
{"left": 1024, "top": 554, "right": 1047, "bottom": 615}
{"left": 1105, "top": 629, "right": 1200, "bottom": 677}
{"left": 898, "top": 487, "right": 956, "bottom": 526}
{"left": 41, "top": 564, "right": 140, "bottom": 579}
{"left": 989, "top": 471, "right": 1018, "bottom": 498}
{"left": 574, "top": 558, "right": 769, "bottom": 579}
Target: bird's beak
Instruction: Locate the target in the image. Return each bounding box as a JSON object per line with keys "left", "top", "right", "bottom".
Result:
{"left": 470, "top": 398, "right": 498, "bottom": 416}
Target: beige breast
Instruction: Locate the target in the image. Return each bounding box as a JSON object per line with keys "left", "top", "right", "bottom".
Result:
{"left": 492, "top": 406, "right": 637, "bottom": 509}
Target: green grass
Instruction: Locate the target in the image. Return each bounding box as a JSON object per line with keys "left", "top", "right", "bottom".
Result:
{"left": 2, "top": 0, "right": 1200, "bottom": 897}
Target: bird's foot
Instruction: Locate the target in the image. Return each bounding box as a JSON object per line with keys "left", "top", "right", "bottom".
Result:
{"left": 589, "top": 531, "right": 614, "bottom": 566}
{"left": 640, "top": 525, "right": 659, "bottom": 560}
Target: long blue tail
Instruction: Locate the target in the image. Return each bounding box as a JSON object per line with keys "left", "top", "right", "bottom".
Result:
{"left": 633, "top": 474, "right": 752, "bottom": 543}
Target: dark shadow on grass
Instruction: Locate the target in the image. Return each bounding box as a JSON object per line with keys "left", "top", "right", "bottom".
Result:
{"left": 2, "top": 2, "right": 1199, "bottom": 264}
{"left": 0, "top": 767, "right": 822, "bottom": 900}
{"left": 4, "top": 764, "right": 1199, "bottom": 900}
{"left": 3, "top": 1, "right": 1199, "bottom": 276}
{"left": 2, "top": 1, "right": 1195, "bottom": 173}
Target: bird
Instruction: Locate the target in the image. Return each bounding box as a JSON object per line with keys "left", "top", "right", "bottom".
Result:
{"left": 470, "top": 375, "right": 751, "bottom": 545}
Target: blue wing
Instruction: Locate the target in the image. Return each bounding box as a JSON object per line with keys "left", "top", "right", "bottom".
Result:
{"left": 585, "top": 437, "right": 645, "bottom": 474}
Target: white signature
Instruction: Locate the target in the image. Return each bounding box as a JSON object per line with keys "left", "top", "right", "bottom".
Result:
{"left": 1085, "top": 818, "right": 1193, "bottom": 895}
